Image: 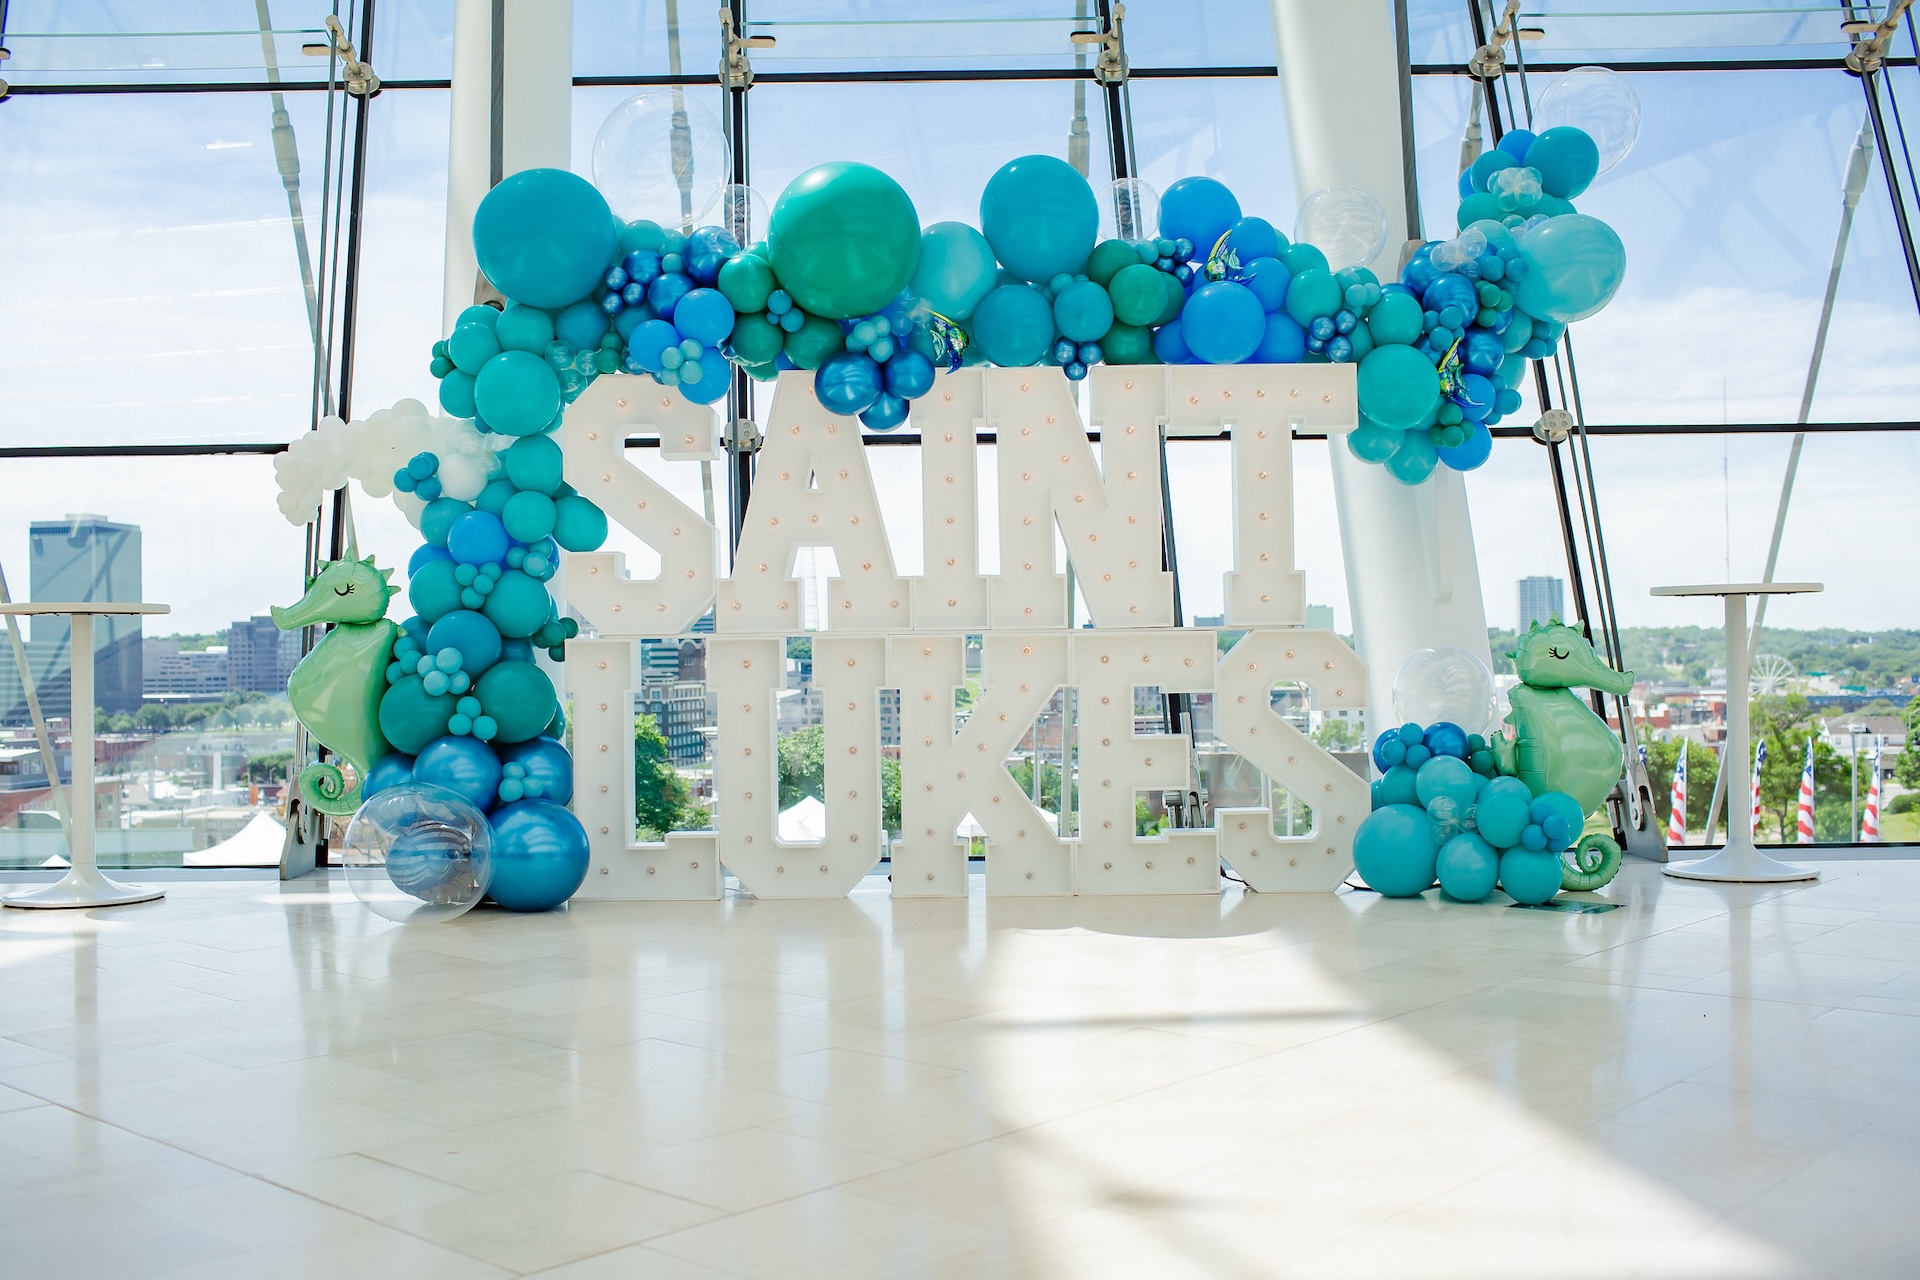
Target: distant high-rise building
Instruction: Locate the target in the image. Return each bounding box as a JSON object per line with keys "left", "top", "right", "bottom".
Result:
{"left": 29, "top": 515, "right": 143, "bottom": 715}
{"left": 225, "top": 616, "right": 302, "bottom": 694}
{"left": 1517, "top": 576, "right": 1565, "bottom": 631}
{"left": 143, "top": 639, "right": 229, "bottom": 700}
{"left": 1305, "top": 604, "right": 1336, "bottom": 632}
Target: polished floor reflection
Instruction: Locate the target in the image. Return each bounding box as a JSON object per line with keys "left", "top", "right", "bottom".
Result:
{"left": 1, "top": 861, "right": 1917, "bottom": 1278}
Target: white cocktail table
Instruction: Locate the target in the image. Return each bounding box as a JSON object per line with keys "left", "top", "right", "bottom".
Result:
{"left": 1650, "top": 583, "right": 1821, "bottom": 883}
{"left": 3, "top": 603, "right": 171, "bottom": 909}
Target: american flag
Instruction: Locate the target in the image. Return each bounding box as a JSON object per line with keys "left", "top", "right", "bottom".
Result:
{"left": 1667, "top": 739, "right": 1687, "bottom": 847}
{"left": 1795, "top": 738, "right": 1816, "bottom": 844}
{"left": 1863, "top": 742, "right": 1882, "bottom": 842}
{"left": 1750, "top": 739, "right": 1767, "bottom": 837}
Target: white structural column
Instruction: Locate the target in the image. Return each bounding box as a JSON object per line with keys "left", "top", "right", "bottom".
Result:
{"left": 1270, "top": 0, "right": 1494, "bottom": 736}
{"left": 443, "top": 0, "right": 576, "bottom": 331}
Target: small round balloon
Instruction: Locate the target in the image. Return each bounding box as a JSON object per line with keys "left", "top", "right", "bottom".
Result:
{"left": 1533, "top": 66, "right": 1642, "bottom": 174}
{"left": 592, "top": 91, "right": 731, "bottom": 225}
{"left": 1294, "top": 187, "right": 1389, "bottom": 271}
{"left": 1099, "top": 177, "right": 1160, "bottom": 243}
{"left": 815, "top": 350, "right": 885, "bottom": 416}
{"left": 1393, "top": 645, "right": 1497, "bottom": 736}
{"left": 342, "top": 784, "right": 493, "bottom": 923}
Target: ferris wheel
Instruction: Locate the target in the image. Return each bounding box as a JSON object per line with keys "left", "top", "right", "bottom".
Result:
{"left": 1751, "top": 654, "right": 1795, "bottom": 696}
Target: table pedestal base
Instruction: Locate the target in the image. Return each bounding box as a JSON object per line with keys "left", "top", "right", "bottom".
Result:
{"left": 4, "top": 865, "right": 164, "bottom": 910}
{"left": 1662, "top": 841, "right": 1819, "bottom": 884}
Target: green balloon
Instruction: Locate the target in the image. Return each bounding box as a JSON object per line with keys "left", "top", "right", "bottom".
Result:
{"left": 783, "top": 311, "right": 845, "bottom": 369}
{"left": 744, "top": 360, "right": 779, "bottom": 382}
{"left": 767, "top": 162, "right": 921, "bottom": 320}
{"left": 379, "top": 675, "right": 455, "bottom": 755}
{"left": 482, "top": 568, "right": 554, "bottom": 638}
{"left": 729, "top": 313, "right": 784, "bottom": 365}
{"left": 1357, "top": 344, "right": 1441, "bottom": 430}
{"left": 1101, "top": 321, "right": 1157, "bottom": 365}
{"left": 1086, "top": 239, "right": 1141, "bottom": 287}
{"left": 1108, "top": 264, "right": 1166, "bottom": 328}
{"left": 717, "top": 253, "right": 776, "bottom": 313}
{"left": 476, "top": 660, "right": 557, "bottom": 744}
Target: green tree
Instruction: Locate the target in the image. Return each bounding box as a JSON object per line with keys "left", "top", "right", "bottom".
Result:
{"left": 1750, "top": 695, "right": 1851, "bottom": 843}
{"left": 634, "top": 713, "right": 696, "bottom": 838}
{"left": 1135, "top": 795, "right": 1163, "bottom": 836}
{"left": 777, "top": 725, "right": 826, "bottom": 808}
{"left": 1639, "top": 733, "right": 1721, "bottom": 836}
{"left": 1896, "top": 700, "right": 1920, "bottom": 792}
{"left": 1006, "top": 758, "right": 1063, "bottom": 813}
{"left": 247, "top": 750, "right": 294, "bottom": 782}
{"left": 881, "top": 756, "right": 902, "bottom": 835}
{"left": 1312, "top": 719, "right": 1360, "bottom": 752}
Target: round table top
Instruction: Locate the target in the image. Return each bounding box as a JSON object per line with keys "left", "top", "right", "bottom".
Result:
{"left": 1650, "top": 582, "right": 1822, "bottom": 598}
{"left": 0, "top": 602, "right": 171, "bottom": 616}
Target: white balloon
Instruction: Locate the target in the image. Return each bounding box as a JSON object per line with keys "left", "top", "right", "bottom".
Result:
{"left": 1533, "top": 66, "right": 1641, "bottom": 175}
{"left": 1392, "top": 645, "right": 1497, "bottom": 737}
{"left": 1294, "top": 187, "right": 1389, "bottom": 271}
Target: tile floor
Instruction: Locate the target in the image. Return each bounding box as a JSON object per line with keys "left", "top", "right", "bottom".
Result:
{"left": 1, "top": 860, "right": 1918, "bottom": 1278}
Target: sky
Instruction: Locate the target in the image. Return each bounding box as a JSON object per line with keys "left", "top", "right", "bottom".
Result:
{"left": 0, "top": 1, "right": 1915, "bottom": 640}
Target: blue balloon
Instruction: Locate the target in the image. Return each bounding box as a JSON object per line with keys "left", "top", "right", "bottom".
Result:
{"left": 628, "top": 318, "right": 679, "bottom": 373}
{"left": 362, "top": 752, "right": 416, "bottom": 800}
{"left": 1436, "top": 833, "right": 1499, "bottom": 902}
{"left": 408, "top": 543, "right": 453, "bottom": 576}
{"left": 1469, "top": 149, "right": 1518, "bottom": 193}
{"left": 683, "top": 225, "right": 739, "bottom": 285}
{"left": 502, "top": 737, "right": 574, "bottom": 806}
{"left": 1423, "top": 722, "right": 1469, "bottom": 759}
{"left": 1435, "top": 421, "right": 1490, "bottom": 471}
{"left": 1529, "top": 791, "right": 1587, "bottom": 853}
{"left": 1454, "top": 372, "right": 1497, "bottom": 422}
{"left": 673, "top": 288, "right": 735, "bottom": 346}
{"left": 1498, "top": 128, "right": 1537, "bottom": 159}
{"left": 414, "top": 735, "right": 504, "bottom": 812}
{"left": 971, "top": 283, "right": 1056, "bottom": 366}
{"left": 1499, "top": 849, "right": 1562, "bottom": 905}
{"left": 1514, "top": 214, "right": 1626, "bottom": 323}
{"left": 1352, "top": 804, "right": 1439, "bottom": 897}
{"left": 1239, "top": 257, "right": 1290, "bottom": 312}
{"left": 1253, "top": 311, "right": 1307, "bottom": 364}
{"left": 859, "top": 391, "right": 909, "bottom": 431}
{"left": 910, "top": 222, "right": 1000, "bottom": 321}
{"left": 676, "top": 347, "right": 734, "bottom": 405}
{"left": 426, "top": 609, "right": 504, "bottom": 676}
{"left": 815, "top": 350, "right": 885, "bottom": 415}
{"left": 980, "top": 156, "right": 1098, "bottom": 283}
{"left": 446, "top": 510, "right": 510, "bottom": 567}
{"left": 1526, "top": 126, "right": 1601, "bottom": 199}
{"left": 487, "top": 800, "right": 590, "bottom": 910}
{"left": 1461, "top": 328, "right": 1506, "bottom": 376}
{"left": 1476, "top": 776, "right": 1534, "bottom": 848}
{"left": 471, "top": 168, "right": 616, "bottom": 309}
{"left": 883, "top": 349, "right": 936, "bottom": 400}
{"left": 646, "top": 270, "right": 693, "bottom": 321}
{"left": 1420, "top": 273, "right": 1478, "bottom": 323}
{"left": 420, "top": 497, "right": 470, "bottom": 549}
{"left": 1225, "top": 215, "right": 1282, "bottom": 263}
{"left": 1152, "top": 319, "right": 1192, "bottom": 365}
{"left": 1159, "top": 177, "right": 1241, "bottom": 259}
{"left": 1181, "top": 281, "right": 1264, "bottom": 364}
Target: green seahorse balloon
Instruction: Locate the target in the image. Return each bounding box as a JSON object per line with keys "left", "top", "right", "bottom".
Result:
{"left": 271, "top": 557, "right": 399, "bottom": 816}
{"left": 1491, "top": 618, "right": 1634, "bottom": 892}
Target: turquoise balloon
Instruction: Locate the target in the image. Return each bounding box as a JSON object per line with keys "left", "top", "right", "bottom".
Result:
{"left": 495, "top": 304, "right": 555, "bottom": 353}
{"left": 447, "top": 323, "right": 500, "bottom": 374}
{"left": 970, "top": 283, "right": 1055, "bottom": 366}
{"left": 379, "top": 675, "right": 456, "bottom": 755}
{"left": 1357, "top": 344, "right": 1440, "bottom": 430}
{"left": 472, "top": 168, "right": 616, "bottom": 309}
{"left": 438, "top": 370, "right": 476, "bottom": 418}
{"left": 1379, "top": 763, "right": 1419, "bottom": 807}
{"left": 420, "top": 498, "right": 470, "bottom": 548}
{"left": 1456, "top": 192, "right": 1504, "bottom": 229}
{"left": 474, "top": 351, "right": 561, "bottom": 436}
{"left": 1385, "top": 427, "right": 1438, "bottom": 485}
{"left": 1282, "top": 268, "right": 1341, "bottom": 325}
{"left": 1499, "top": 849, "right": 1563, "bottom": 905}
{"left": 980, "top": 155, "right": 1098, "bottom": 283}
{"left": 1353, "top": 804, "right": 1438, "bottom": 897}
{"left": 767, "top": 162, "right": 921, "bottom": 320}
{"left": 504, "top": 435, "right": 565, "bottom": 495}
{"left": 1416, "top": 755, "right": 1479, "bottom": 815}
{"left": 1365, "top": 292, "right": 1424, "bottom": 346}
{"left": 1052, "top": 280, "right": 1114, "bottom": 343}
{"left": 481, "top": 569, "right": 553, "bottom": 638}
{"left": 502, "top": 490, "right": 557, "bottom": 543}
{"left": 424, "top": 609, "right": 503, "bottom": 675}
{"left": 475, "top": 660, "right": 557, "bottom": 744}
{"left": 910, "top": 222, "right": 999, "bottom": 321}
{"left": 1514, "top": 214, "right": 1625, "bottom": 323}
{"left": 1476, "top": 776, "right": 1534, "bottom": 847}
{"left": 1437, "top": 833, "right": 1499, "bottom": 901}
{"left": 407, "top": 558, "right": 463, "bottom": 623}
{"left": 1347, "top": 421, "right": 1405, "bottom": 463}
{"left": 552, "top": 494, "right": 608, "bottom": 552}
{"left": 1526, "top": 126, "right": 1601, "bottom": 199}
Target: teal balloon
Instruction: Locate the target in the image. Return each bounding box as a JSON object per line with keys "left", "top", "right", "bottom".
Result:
{"left": 1052, "top": 280, "right": 1114, "bottom": 343}
{"left": 447, "top": 323, "right": 500, "bottom": 374}
{"left": 910, "top": 222, "right": 999, "bottom": 321}
{"left": 1456, "top": 192, "right": 1504, "bottom": 229}
{"left": 420, "top": 498, "right": 470, "bottom": 548}
{"left": 1499, "top": 849, "right": 1562, "bottom": 905}
{"left": 407, "top": 558, "right": 463, "bottom": 623}
{"left": 971, "top": 283, "right": 1055, "bottom": 366}
{"left": 481, "top": 569, "right": 553, "bottom": 638}
{"left": 1385, "top": 427, "right": 1438, "bottom": 485}
{"left": 476, "top": 477, "right": 516, "bottom": 517}
{"left": 1416, "top": 755, "right": 1479, "bottom": 814}
{"left": 1379, "top": 763, "right": 1419, "bottom": 807}
{"left": 1365, "top": 291, "right": 1424, "bottom": 346}
{"left": 1476, "top": 776, "right": 1534, "bottom": 847}
{"left": 425, "top": 609, "right": 502, "bottom": 675}
{"left": 472, "top": 168, "right": 616, "bottom": 309}
{"left": 552, "top": 494, "right": 608, "bottom": 552}
{"left": 1353, "top": 804, "right": 1438, "bottom": 897}
{"left": 1282, "top": 268, "right": 1341, "bottom": 325}
{"left": 1514, "top": 214, "right": 1625, "bottom": 323}
{"left": 1357, "top": 344, "right": 1440, "bottom": 430}
{"left": 1182, "top": 281, "right": 1264, "bottom": 364}
{"left": 1347, "top": 421, "right": 1405, "bottom": 463}
{"left": 767, "top": 162, "right": 921, "bottom": 320}
{"left": 1526, "top": 126, "right": 1601, "bottom": 199}
{"left": 438, "top": 370, "right": 477, "bottom": 418}
{"left": 1279, "top": 241, "right": 1328, "bottom": 276}
{"left": 474, "top": 351, "right": 561, "bottom": 436}
{"left": 554, "top": 300, "right": 610, "bottom": 352}
{"left": 1437, "top": 833, "right": 1499, "bottom": 901}
{"left": 979, "top": 155, "right": 1098, "bottom": 283}
{"left": 502, "top": 490, "right": 557, "bottom": 543}
{"left": 495, "top": 304, "right": 555, "bottom": 353}
{"left": 504, "top": 435, "right": 565, "bottom": 495}
{"left": 486, "top": 800, "right": 589, "bottom": 910}
{"left": 475, "top": 660, "right": 557, "bottom": 744}
{"left": 379, "top": 675, "right": 456, "bottom": 755}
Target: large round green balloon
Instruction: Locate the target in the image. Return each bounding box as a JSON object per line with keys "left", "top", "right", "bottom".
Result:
{"left": 767, "top": 162, "right": 920, "bottom": 320}
{"left": 380, "top": 675, "right": 456, "bottom": 755}
{"left": 476, "top": 660, "right": 557, "bottom": 744}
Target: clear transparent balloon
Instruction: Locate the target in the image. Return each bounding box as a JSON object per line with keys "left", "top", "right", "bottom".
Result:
{"left": 1393, "top": 645, "right": 1498, "bottom": 737}
{"left": 701, "top": 182, "right": 768, "bottom": 247}
{"left": 342, "top": 784, "right": 494, "bottom": 924}
{"left": 1533, "top": 66, "right": 1641, "bottom": 174}
{"left": 1099, "top": 178, "right": 1160, "bottom": 243}
{"left": 591, "top": 91, "right": 733, "bottom": 226}
{"left": 1294, "top": 187, "right": 1389, "bottom": 270}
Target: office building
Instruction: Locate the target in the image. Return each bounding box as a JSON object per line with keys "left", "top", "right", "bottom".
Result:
{"left": 1517, "top": 575, "right": 1565, "bottom": 631}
